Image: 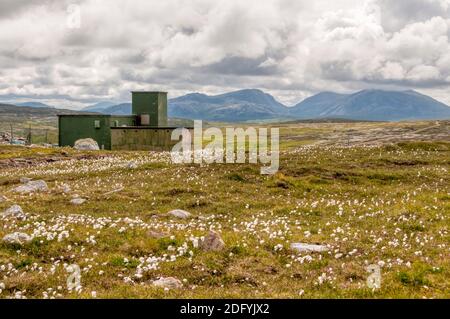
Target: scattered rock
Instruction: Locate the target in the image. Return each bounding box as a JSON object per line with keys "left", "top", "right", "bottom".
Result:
{"left": 168, "top": 209, "right": 191, "bottom": 219}
{"left": 2, "top": 232, "right": 32, "bottom": 245}
{"left": 147, "top": 230, "right": 169, "bottom": 239}
{"left": 2, "top": 205, "right": 25, "bottom": 218}
{"left": 152, "top": 277, "right": 182, "bottom": 289}
{"left": 19, "top": 177, "right": 32, "bottom": 184}
{"left": 199, "top": 230, "right": 225, "bottom": 251}
{"left": 59, "top": 184, "right": 71, "bottom": 194}
{"left": 13, "top": 180, "right": 49, "bottom": 193}
{"left": 290, "top": 243, "right": 329, "bottom": 253}
{"left": 127, "top": 161, "right": 138, "bottom": 169}
{"left": 73, "top": 138, "right": 100, "bottom": 151}
{"left": 70, "top": 198, "right": 86, "bottom": 205}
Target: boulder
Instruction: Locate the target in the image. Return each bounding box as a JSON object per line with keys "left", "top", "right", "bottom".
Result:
{"left": 13, "top": 180, "right": 48, "bottom": 193}
{"left": 2, "top": 232, "right": 32, "bottom": 245}
{"left": 152, "top": 277, "right": 182, "bottom": 289}
{"left": 290, "top": 243, "right": 329, "bottom": 253}
{"left": 2, "top": 205, "right": 25, "bottom": 218}
{"left": 199, "top": 231, "right": 225, "bottom": 251}
{"left": 70, "top": 198, "right": 86, "bottom": 205}
{"left": 73, "top": 138, "right": 99, "bottom": 151}
{"left": 19, "top": 177, "right": 32, "bottom": 184}
{"left": 168, "top": 209, "right": 191, "bottom": 219}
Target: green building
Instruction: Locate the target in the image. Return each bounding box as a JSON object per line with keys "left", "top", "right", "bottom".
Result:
{"left": 58, "top": 91, "right": 188, "bottom": 151}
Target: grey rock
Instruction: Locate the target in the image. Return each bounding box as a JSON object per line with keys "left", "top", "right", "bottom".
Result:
{"left": 59, "top": 184, "right": 71, "bottom": 194}
{"left": 152, "top": 277, "right": 182, "bottom": 289}
{"left": 199, "top": 231, "right": 225, "bottom": 251}
{"left": 2, "top": 205, "right": 25, "bottom": 218}
{"left": 168, "top": 209, "right": 191, "bottom": 219}
{"left": 2, "top": 232, "right": 32, "bottom": 245}
{"left": 13, "top": 180, "right": 48, "bottom": 193}
{"left": 127, "top": 161, "right": 138, "bottom": 169}
{"left": 19, "top": 177, "right": 32, "bottom": 183}
{"left": 70, "top": 198, "right": 86, "bottom": 205}
{"left": 73, "top": 138, "right": 99, "bottom": 151}
{"left": 290, "top": 243, "right": 329, "bottom": 253}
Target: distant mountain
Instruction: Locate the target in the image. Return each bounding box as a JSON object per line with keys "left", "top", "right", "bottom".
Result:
{"left": 168, "top": 89, "right": 289, "bottom": 121}
{"left": 100, "top": 89, "right": 289, "bottom": 121}
{"left": 82, "top": 101, "right": 117, "bottom": 112}
{"left": 16, "top": 101, "right": 55, "bottom": 108}
{"left": 0, "top": 103, "right": 89, "bottom": 116}
{"left": 103, "top": 103, "right": 132, "bottom": 115}
{"left": 289, "top": 89, "right": 450, "bottom": 121}
{"left": 91, "top": 88, "right": 450, "bottom": 122}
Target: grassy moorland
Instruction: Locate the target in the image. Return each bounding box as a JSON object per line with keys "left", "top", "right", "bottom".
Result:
{"left": 0, "top": 121, "right": 448, "bottom": 299}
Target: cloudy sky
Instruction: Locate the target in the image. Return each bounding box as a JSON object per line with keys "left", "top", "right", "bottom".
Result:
{"left": 0, "top": 0, "right": 450, "bottom": 108}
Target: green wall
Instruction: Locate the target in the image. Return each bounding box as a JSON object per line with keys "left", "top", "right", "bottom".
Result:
{"left": 110, "top": 116, "right": 136, "bottom": 127}
{"left": 131, "top": 92, "right": 167, "bottom": 127}
{"left": 58, "top": 115, "right": 112, "bottom": 149}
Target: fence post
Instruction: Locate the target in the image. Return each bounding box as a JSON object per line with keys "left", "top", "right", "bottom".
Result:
{"left": 10, "top": 123, "right": 13, "bottom": 145}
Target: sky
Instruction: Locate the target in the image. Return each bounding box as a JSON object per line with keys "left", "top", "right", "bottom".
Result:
{"left": 0, "top": 0, "right": 449, "bottom": 109}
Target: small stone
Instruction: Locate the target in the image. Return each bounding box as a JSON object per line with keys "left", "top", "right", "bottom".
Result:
{"left": 290, "top": 243, "right": 329, "bottom": 253}
{"left": 13, "top": 180, "right": 48, "bottom": 193}
{"left": 70, "top": 198, "right": 86, "bottom": 205}
{"left": 73, "top": 138, "right": 100, "bottom": 151}
{"left": 152, "top": 277, "right": 182, "bottom": 289}
{"left": 147, "top": 230, "right": 169, "bottom": 239}
{"left": 0, "top": 195, "right": 7, "bottom": 203}
{"left": 2, "top": 205, "right": 25, "bottom": 218}
{"left": 2, "top": 232, "right": 32, "bottom": 245}
{"left": 127, "top": 161, "right": 138, "bottom": 169}
{"left": 19, "top": 177, "right": 32, "bottom": 184}
{"left": 168, "top": 209, "right": 191, "bottom": 219}
{"left": 59, "top": 184, "right": 71, "bottom": 194}
{"left": 199, "top": 231, "right": 225, "bottom": 251}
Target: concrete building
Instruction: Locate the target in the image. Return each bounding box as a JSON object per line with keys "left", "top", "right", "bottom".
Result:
{"left": 58, "top": 91, "right": 188, "bottom": 151}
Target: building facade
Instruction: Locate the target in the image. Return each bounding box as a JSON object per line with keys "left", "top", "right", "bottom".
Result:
{"left": 58, "top": 91, "right": 189, "bottom": 151}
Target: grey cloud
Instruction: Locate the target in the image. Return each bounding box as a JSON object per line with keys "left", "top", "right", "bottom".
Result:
{"left": 378, "top": 0, "right": 450, "bottom": 32}
{"left": 0, "top": 0, "right": 449, "bottom": 107}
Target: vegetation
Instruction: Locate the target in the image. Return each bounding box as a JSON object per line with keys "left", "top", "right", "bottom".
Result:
{"left": 0, "top": 120, "right": 448, "bottom": 299}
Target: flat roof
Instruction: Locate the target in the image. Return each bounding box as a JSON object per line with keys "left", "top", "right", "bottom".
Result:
{"left": 111, "top": 126, "right": 193, "bottom": 130}
{"left": 57, "top": 114, "right": 136, "bottom": 117}
{"left": 131, "top": 91, "right": 167, "bottom": 94}
{"left": 57, "top": 114, "right": 110, "bottom": 117}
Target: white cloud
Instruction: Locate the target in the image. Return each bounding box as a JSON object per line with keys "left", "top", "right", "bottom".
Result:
{"left": 0, "top": 0, "right": 449, "bottom": 107}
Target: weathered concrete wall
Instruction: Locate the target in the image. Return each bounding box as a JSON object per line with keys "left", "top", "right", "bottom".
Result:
{"left": 111, "top": 127, "right": 192, "bottom": 151}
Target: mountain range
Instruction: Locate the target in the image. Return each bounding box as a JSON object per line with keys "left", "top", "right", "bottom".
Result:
{"left": 15, "top": 101, "right": 55, "bottom": 108}
{"left": 8, "top": 89, "right": 450, "bottom": 122}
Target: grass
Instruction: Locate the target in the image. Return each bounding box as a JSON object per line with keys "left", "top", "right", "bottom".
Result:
{"left": 0, "top": 121, "right": 448, "bottom": 299}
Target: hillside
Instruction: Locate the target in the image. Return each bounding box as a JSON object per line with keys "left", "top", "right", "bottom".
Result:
{"left": 96, "top": 89, "right": 450, "bottom": 122}
{"left": 290, "top": 89, "right": 450, "bottom": 121}
{"left": 5, "top": 89, "right": 450, "bottom": 122}
{"left": 16, "top": 102, "right": 55, "bottom": 108}
{"left": 0, "top": 121, "right": 449, "bottom": 298}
